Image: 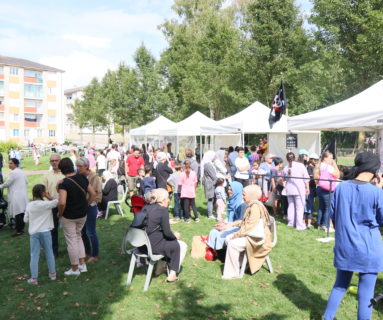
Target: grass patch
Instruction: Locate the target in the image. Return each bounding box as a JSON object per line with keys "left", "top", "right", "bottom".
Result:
{"left": 1, "top": 157, "right": 382, "bottom": 319}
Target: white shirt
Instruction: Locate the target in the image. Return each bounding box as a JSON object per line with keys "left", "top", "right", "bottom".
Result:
{"left": 107, "top": 150, "right": 121, "bottom": 172}
{"left": 0, "top": 168, "right": 28, "bottom": 216}
{"left": 24, "top": 199, "right": 58, "bottom": 235}
{"left": 235, "top": 157, "right": 250, "bottom": 179}
{"left": 96, "top": 154, "right": 107, "bottom": 170}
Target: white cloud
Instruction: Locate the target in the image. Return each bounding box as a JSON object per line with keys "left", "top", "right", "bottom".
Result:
{"left": 63, "top": 34, "right": 112, "bottom": 49}
{"left": 40, "top": 52, "right": 116, "bottom": 89}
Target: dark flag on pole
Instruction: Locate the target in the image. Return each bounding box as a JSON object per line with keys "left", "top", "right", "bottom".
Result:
{"left": 321, "top": 138, "right": 337, "bottom": 160}
{"left": 269, "top": 81, "right": 287, "bottom": 128}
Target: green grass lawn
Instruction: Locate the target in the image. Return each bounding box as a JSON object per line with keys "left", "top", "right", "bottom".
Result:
{"left": 0, "top": 155, "right": 382, "bottom": 319}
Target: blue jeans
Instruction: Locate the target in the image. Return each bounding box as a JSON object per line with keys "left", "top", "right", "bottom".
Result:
{"left": 82, "top": 205, "right": 99, "bottom": 257}
{"left": 30, "top": 231, "right": 56, "bottom": 278}
{"left": 173, "top": 193, "right": 183, "bottom": 219}
{"left": 304, "top": 186, "right": 316, "bottom": 219}
{"left": 317, "top": 186, "right": 332, "bottom": 227}
{"left": 323, "top": 270, "right": 377, "bottom": 320}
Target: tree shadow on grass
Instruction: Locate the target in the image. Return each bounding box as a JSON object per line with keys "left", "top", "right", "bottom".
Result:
{"left": 274, "top": 273, "right": 327, "bottom": 320}
{"left": 153, "top": 282, "right": 246, "bottom": 320}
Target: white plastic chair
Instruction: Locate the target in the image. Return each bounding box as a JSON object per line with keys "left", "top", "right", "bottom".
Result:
{"left": 124, "top": 228, "right": 165, "bottom": 291}
{"left": 105, "top": 184, "right": 128, "bottom": 220}
{"left": 239, "top": 216, "right": 277, "bottom": 278}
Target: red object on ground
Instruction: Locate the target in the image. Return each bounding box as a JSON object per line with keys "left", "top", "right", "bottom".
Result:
{"left": 205, "top": 247, "right": 217, "bottom": 261}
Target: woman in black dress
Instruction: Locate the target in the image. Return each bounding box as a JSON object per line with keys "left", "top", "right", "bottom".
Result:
{"left": 145, "top": 188, "right": 187, "bottom": 282}
{"left": 98, "top": 171, "right": 118, "bottom": 214}
{"left": 154, "top": 152, "right": 173, "bottom": 189}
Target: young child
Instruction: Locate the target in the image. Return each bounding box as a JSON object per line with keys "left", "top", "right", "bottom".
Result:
{"left": 251, "top": 161, "right": 260, "bottom": 185}
{"left": 167, "top": 165, "right": 183, "bottom": 220}
{"left": 270, "top": 157, "right": 284, "bottom": 216}
{"left": 24, "top": 184, "right": 58, "bottom": 284}
{"left": 214, "top": 178, "right": 226, "bottom": 222}
{"left": 179, "top": 160, "right": 198, "bottom": 223}
{"left": 136, "top": 168, "right": 145, "bottom": 196}
{"left": 142, "top": 164, "right": 156, "bottom": 197}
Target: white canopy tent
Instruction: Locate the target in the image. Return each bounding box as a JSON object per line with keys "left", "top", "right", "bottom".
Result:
{"left": 129, "top": 115, "right": 177, "bottom": 149}
{"left": 288, "top": 80, "right": 383, "bottom": 169}
{"left": 288, "top": 80, "right": 383, "bottom": 132}
{"left": 159, "top": 111, "right": 241, "bottom": 155}
{"left": 218, "top": 101, "right": 321, "bottom": 156}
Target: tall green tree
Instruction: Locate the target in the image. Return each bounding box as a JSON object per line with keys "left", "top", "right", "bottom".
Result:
{"left": 311, "top": 0, "right": 383, "bottom": 94}
{"left": 160, "top": 0, "right": 244, "bottom": 119}
{"left": 72, "top": 78, "right": 110, "bottom": 143}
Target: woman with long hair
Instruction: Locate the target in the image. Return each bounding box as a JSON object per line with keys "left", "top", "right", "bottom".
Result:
{"left": 314, "top": 151, "right": 340, "bottom": 231}
{"left": 179, "top": 160, "right": 198, "bottom": 223}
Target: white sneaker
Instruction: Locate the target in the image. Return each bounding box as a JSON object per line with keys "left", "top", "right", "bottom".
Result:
{"left": 64, "top": 268, "right": 80, "bottom": 276}
{"left": 78, "top": 264, "right": 87, "bottom": 273}
{"left": 328, "top": 227, "right": 335, "bottom": 233}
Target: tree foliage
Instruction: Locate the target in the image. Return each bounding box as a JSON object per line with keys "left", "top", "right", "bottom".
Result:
{"left": 74, "top": 0, "right": 383, "bottom": 144}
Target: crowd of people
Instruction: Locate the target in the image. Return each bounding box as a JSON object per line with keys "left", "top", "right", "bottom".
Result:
{"left": 0, "top": 139, "right": 382, "bottom": 319}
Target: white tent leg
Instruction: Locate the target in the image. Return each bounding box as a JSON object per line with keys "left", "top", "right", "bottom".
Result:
{"left": 379, "top": 129, "right": 383, "bottom": 171}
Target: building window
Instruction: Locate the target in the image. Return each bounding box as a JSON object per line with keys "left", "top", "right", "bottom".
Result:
{"left": 49, "top": 130, "right": 55, "bottom": 137}
{"left": 48, "top": 102, "right": 56, "bottom": 109}
{"left": 12, "top": 129, "right": 19, "bottom": 137}
{"left": 0, "top": 81, "right": 4, "bottom": 96}
{"left": 10, "top": 98, "right": 20, "bottom": 107}
{"left": 24, "top": 84, "right": 43, "bottom": 99}
{"left": 24, "top": 69, "right": 42, "bottom": 82}
{"left": 12, "top": 114, "right": 19, "bottom": 121}
{"left": 0, "top": 112, "right": 4, "bottom": 120}
{"left": 10, "top": 67, "right": 19, "bottom": 75}
{"left": 48, "top": 116, "right": 56, "bottom": 123}
{"left": 0, "top": 66, "right": 3, "bottom": 74}
{"left": 24, "top": 129, "right": 30, "bottom": 138}
{"left": 37, "top": 129, "right": 42, "bottom": 137}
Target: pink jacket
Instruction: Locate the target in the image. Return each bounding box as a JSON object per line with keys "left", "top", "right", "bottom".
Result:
{"left": 179, "top": 171, "right": 197, "bottom": 198}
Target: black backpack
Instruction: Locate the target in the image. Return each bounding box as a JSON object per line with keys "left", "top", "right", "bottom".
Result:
{"left": 130, "top": 206, "right": 148, "bottom": 229}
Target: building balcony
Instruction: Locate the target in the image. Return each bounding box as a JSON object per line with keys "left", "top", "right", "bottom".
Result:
{"left": 24, "top": 106, "right": 43, "bottom": 113}
{"left": 24, "top": 76, "right": 43, "bottom": 83}
{"left": 0, "top": 121, "right": 4, "bottom": 127}
{"left": 24, "top": 121, "right": 41, "bottom": 128}
{"left": 0, "top": 104, "right": 4, "bottom": 111}
{"left": 0, "top": 74, "right": 4, "bottom": 80}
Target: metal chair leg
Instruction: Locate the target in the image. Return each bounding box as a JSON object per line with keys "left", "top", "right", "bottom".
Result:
{"left": 105, "top": 203, "right": 110, "bottom": 220}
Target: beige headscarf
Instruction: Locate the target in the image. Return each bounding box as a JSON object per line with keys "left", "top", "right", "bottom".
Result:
{"left": 243, "top": 185, "right": 262, "bottom": 204}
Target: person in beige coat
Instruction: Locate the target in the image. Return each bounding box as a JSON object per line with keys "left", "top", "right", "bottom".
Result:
{"left": 219, "top": 184, "right": 272, "bottom": 279}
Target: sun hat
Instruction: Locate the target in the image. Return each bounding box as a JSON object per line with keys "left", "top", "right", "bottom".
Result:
{"left": 298, "top": 149, "right": 309, "bottom": 156}
{"left": 309, "top": 153, "right": 319, "bottom": 159}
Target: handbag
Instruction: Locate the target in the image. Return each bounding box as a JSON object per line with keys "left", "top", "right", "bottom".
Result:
{"left": 246, "top": 218, "right": 265, "bottom": 246}
{"left": 191, "top": 235, "right": 208, "bottom": 259}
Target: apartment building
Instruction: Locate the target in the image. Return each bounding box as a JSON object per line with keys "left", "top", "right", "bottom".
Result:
{"left": 0, "top": 56, "right": 64, "bottom": 144}
{"left": 64, "top": 86, "right": 115, "bottom": 145}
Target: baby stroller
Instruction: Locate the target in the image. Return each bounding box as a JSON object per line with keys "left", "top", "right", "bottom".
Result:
{"left": 126, "top": 195, "right": 146, "bottom": 215}
{"left": 0, "top": 187, "right": 14, "bottom": 229}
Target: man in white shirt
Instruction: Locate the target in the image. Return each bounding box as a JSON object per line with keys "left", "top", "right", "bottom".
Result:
{"left": 106, "top": 144, "right": 121, "bottom": 176}
{"left": 234, "top": 147, "right": 250, "bottom": 187}
{"left": 43, "top": 154, "right": 64, "bottom": 257}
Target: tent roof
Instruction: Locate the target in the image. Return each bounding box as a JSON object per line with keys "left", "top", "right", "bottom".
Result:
{"left": 288, "top": 80, "right": 383, "bottom": 131}
{"left": 217, "top": 101, "right": 288, "bottom": 133}
{"left": 130, "top": 116, "right": 176, "bottom": 136}
{"left": 160, "top": 111, "right": 232, "bottom": 136}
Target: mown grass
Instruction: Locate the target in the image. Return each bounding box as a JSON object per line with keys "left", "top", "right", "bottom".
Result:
{"left": 1, "top": 155, "right": 382, "bottom": 320}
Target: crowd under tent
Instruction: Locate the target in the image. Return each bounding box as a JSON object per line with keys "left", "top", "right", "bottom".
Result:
{"left": 218, "top": 101, "right": 321, "bottom": 157}
{"left": 159, "top": 111, "right": 241, "bottom": 156}
{"left": 129, "top": 115, "right": 177, "bottom": 149}
{"left": 288, "top": 80, "right": 383, "bottom": 168}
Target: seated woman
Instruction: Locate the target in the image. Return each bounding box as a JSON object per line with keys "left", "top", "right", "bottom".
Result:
{"left": 221, "top": 185, "right": 273, "bottom": 279}
{"left": 146, "top": 188, "right": 187, "bottom": 282}
{"left": 207, "top": 181, "right": 247, "bottom": 250}
{"left": 98, "top": 171, "right": 118, "bottom": 215}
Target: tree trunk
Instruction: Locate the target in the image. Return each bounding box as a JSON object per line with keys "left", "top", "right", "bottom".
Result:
{"left": 92, "top": 126, "right": 96, "bottom": 146}
{"left": 357, "top": 131, "right": 365, "bottom": 152}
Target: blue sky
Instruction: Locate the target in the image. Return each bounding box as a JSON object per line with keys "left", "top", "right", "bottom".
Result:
{"left": 0, "top": 0, "right": 312, "bottom": 89}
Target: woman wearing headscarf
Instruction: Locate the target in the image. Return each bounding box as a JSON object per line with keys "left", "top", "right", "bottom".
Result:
{"left": 207, "top": 181, "right": 246, "bottom": 250}
{"left": 323, "top": 152, "right": 383, "bottom": 320}
{"left": 0, "top": 158, "right": 28, "bottom": 236}
{"left": 283, "top": 152, "right": 310, "bottom": 230}
{"left": 98, "top": 170, "right": 118, "bottom": 216}
{"left": 145, "top": 188, "right": 187, "bottom": 282}
{"left": 220, "top": 185, "right": 272, "bottom": 279}
{"left": 201, "top": 150, "right": 217, "bottom": 219}
{"left": 154, "top": 152, "right": 173, "bottom": 189}
{"left": 215, "top": 149, "right": 229, "bottom": 186}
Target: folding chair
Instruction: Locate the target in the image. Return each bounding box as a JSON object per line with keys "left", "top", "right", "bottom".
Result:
{"left": 239, "top": 216, "right": 277, "bottom": 277}
{"left": 124, "top": 228, "right": 165, "bottom": 291}
{"left": 105, "top": 185, "right": 128, "bottom": 220}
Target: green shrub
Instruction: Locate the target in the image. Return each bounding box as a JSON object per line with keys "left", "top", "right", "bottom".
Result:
{"left": 0, "top": 141, "right": 23, "bottom": 153}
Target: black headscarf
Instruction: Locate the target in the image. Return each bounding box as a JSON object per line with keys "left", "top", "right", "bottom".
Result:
{"left": 344, "top": 152, "right": 381, "bottom": 180}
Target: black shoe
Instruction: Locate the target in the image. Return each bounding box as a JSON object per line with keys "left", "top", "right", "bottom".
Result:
{"left": 12, "top": 232, "right": 24, "bottom": 237}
